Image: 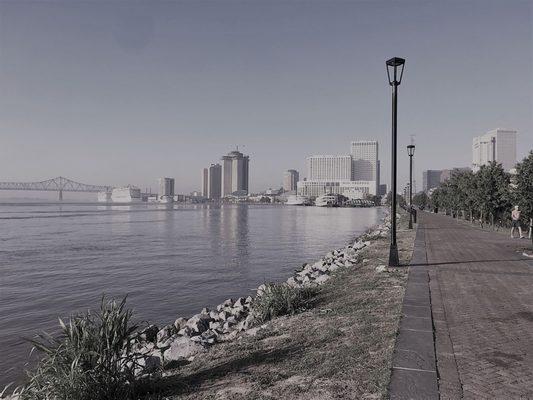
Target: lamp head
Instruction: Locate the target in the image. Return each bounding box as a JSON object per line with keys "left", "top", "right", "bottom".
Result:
{"left": 386, "top": 57, "right": 406, "bottom": 86}
{"left": 407, "top": 144, "right": 415, "bottom": 156}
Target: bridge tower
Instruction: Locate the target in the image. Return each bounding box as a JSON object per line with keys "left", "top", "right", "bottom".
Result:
{"left": 59, "top": 189, "right": 63, "bottom": 201}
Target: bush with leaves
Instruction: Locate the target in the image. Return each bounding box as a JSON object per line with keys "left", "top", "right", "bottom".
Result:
{"left": 18, "top": 297, "right": 155, "bottom": 400}
{"left": 251, "top": 284, "right": 318, "bottom": 324}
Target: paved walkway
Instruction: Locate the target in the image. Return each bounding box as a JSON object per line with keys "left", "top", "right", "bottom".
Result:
{"left": 391, "top": 211, "right": 533, "bottom": 399}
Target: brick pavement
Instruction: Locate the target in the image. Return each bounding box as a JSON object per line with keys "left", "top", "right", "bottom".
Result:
{"left": 422, "top": 212, "right": 533, "bottom": 399}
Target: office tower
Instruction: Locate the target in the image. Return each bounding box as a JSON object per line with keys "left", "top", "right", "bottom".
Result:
{"left": 158, "top": 177, "right": 175, "bottom": 203}
{"left": 423, "top": 170, "right": 442, "bottom": 192}
{"left": 351, "top": 140, "right": 379, "bottom": 193}
{"left": 307, "top": 155, "right": 352, "bottom": 180}
{"left": 472, "top": 129, "right": 517, "bottom": 172}
{"left": 283, "top": 170, "right": 299, "bottom": 192}
{"left": 378, "top": 184, "right": 387, "bottom": 196}
{"left": 207, "top": 163, "right": 222, "bottom": 199}
{"left": 221, "top": 149, "right": 250, "bottom": 196}
{"left": 202, "top": 168, "right": 208, "bottom": 197}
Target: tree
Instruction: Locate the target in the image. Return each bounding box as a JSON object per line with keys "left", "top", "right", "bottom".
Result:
{"left": 475, "top": 162, "right": 511, "bottom": 226}
{"left": 412, "top": 192, "right": 428, "bottom": 210}
{"left": 514, "top": 151, "right": 533, "bottom": 245}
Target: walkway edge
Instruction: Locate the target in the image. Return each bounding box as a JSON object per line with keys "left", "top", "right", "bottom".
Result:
{"left": 389, "top": 223, "right": 439, "bottom": 399}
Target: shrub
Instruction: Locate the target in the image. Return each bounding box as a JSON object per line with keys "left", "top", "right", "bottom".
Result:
{"left": 251, "top": 284, "right": 318, "bottom": 324}
{"left": 18, "top": 297, "right": 155, "bottom": 400}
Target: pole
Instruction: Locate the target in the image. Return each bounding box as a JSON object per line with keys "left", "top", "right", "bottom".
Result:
{"left": 389, "top": 69, "right": 399, "bottom": 266}
{"left": 408, "top": 153, "right": 413, "bottom": 229}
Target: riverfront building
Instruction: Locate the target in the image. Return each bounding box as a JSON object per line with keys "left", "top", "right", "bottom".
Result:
{"left": 158, "top": 177, "right": 175, "bottom": 203}
{"left": 283, "top": 170, "right": 299, "bottom": 192}
{"left": 351, "top": 140, "right": 379, "bottom": 193}
{"left": 222, "top": 149, "right": 250, "bottom": 196}
{"left": 202, "top": 168, "right": 208, "bottom": 197}
{"left": 297, "top": 141, "right": 380, "bottom": 198}
{"left": 472, "top": 129, "right": 517, "bottom": 172}
{"left": 307, "top": 155, "right": 352, "bottom": 180}
{"left": 207, "top": 164, "right": 222, "bottom": 199}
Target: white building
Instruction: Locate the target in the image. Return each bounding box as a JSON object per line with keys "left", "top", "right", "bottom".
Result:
{"left": 472, "top": 129, "right": 517, "bottom": 172}
{"left": 207, "top": 163, "right": 222, "bottom": 199}
{"left": 307, "top": 155, "right": 352, "bottom": 180}
{"left": 351, "top": 140, "right": 379, "bottom": 193}
{"left": 283, "top": 169, "right": 299, "bottom": 192}
{"left": 297, "top": 180, "right": 376, "bottom": 198}
{"left": 222, "top": 149, "right": 250, "bottom": 196}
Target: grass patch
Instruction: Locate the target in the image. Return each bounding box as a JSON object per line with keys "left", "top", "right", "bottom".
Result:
{"left": 250, "top": 284, "right": 318, "bottom": 324}
{"left": 17, "top": 297, "right": 156, "bottom": 400}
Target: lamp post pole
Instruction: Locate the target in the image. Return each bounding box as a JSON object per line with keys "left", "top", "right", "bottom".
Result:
{"left": 407, "top": 145, "right": 415, "bottom": 229}
{"left": 386, "top": 57, "right": 405, "bottom": 267}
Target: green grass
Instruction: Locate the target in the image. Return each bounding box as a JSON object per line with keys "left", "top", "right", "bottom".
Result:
{"left": 16, "top": 297, "right": 157, "bottom": 400}
{"left": 250, "top": 284, "right": 318, "bottom": 324}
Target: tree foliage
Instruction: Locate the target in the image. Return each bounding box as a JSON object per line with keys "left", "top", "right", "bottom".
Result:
{"left": 428, "top": 158, "right": 531, "bottom": 231}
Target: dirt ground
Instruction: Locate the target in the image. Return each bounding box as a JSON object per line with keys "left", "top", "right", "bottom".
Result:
{"left": 154, "top": 213, "right": 416, "bottom": 400}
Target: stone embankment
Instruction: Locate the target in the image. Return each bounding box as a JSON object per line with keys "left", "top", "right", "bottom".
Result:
{"left": 130, "top": 216, "right": 391, "bottom": 375}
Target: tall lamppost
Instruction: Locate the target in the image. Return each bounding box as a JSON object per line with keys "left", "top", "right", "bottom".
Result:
{"left": 407, "top": 144, "right": 415, "bottom": 229}
{"left": 386, "top": 57, "right": 405, "bottom": 267}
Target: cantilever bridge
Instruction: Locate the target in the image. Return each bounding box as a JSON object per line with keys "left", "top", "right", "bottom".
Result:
{"left": 0, "top": 176, "right": 113, "bottom": 200}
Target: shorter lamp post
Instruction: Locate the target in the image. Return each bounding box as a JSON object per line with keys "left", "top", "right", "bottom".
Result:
{"left": 407, "top": 144, "right": 415, "bottom": 229}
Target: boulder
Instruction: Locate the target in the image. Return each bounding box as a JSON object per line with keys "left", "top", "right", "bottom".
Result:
{"left": 163, "top": 336, "right": 204, "bottom": 364}
{"left": 157, "top": 334, "right": 178, "bottom": 350}
{"left": 174, "top": 317, "right": 188, "bottom": 331}
{"left": 156, "top": 324, "right": 175, "bottom": 344}
{"left": 138, "top": 325, "right": 159, "bottom": 343}
{"left": 201, "top": 307, "right": 210, "bottom": 315}
{"left": 315, "top": 275, "right": 330, "bottom": 284}
{"left": 185, "top": 313, "right": 212, "bottom": 335}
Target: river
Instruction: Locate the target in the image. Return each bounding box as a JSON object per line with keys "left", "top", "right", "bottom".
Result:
{"left": 0, "top": 202, "right": 384, "bottom": 385}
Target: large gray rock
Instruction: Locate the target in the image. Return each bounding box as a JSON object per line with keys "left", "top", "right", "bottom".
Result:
{"left": 185, "top": 313, "right": 212, "bottom": 335}
{"left": 156, "top": 324, "right": 175, "bottom": 345}
{"left": 174, "top": 317, "right": 188, "bottom": 331}
{"left": 163, "top": 336, "right": 204, "bottom": 364}
{"left": 315, "top": 275, "right": 331, "bottom": 284}
{"left": 138, "top": 324, "right": 159, "bottom": 343}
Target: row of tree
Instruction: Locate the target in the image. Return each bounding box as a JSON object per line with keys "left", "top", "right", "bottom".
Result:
{"left": 412, "top": 152, "right": 533, "bottom": 236}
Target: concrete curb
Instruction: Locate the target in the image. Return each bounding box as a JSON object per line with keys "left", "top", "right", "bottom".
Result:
{"left": 389, "top": 223, "right": 439, "bottom": 399}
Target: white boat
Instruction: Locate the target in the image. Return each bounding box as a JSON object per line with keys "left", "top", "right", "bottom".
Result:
{"left": 111, "top": 186, "right": 142, "bottom": 203}
{"left": 315, "top": 194, "right": 340, "bottom": 207}
{"left": 97, "top": 191, "right": 112, "bottom": 202}
{"left": 286, "top": 195, "right": 311, "bottom": 206}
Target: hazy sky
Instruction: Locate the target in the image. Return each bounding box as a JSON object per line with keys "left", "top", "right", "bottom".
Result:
{"left": 0, "top": 0, "right": 532, "bottom": 196}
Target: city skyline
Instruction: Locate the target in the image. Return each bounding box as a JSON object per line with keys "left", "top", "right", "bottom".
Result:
{"left": 0, "top": 1, "right": 532, "bottom": 197}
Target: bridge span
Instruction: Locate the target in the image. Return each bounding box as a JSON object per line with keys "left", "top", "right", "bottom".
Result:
{"left": 0, "top": 176, "right": 113, "bottom": 200}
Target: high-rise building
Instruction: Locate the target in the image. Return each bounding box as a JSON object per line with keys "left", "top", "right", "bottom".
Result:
{"left": 307, "top": 155, "right": 352, "bottom": 180}
{"left": 472, "top": 129, "right": 517, "bottom": 172}
{"left": 207, "top": 163, "right": 222, "bottom": 199}
{"left": 423, "top": 167, "right": 471, "bottom": 192}
{"left": 351, "top": 140, "right": 379, "bottom": 194}
{"left": 202, "top": 168, "right": 208, "bottom": 197}
{"left": 283, "top": 170, "right": 299, "bottom": 192}
{"left": 423, "top": 170, "right": 442, "bottom": 192}
{"left": 158, "top": 177, "right": 175, "bottom": 203}
{"left": 221, "top": 149, "right": 250, "bottom": 196}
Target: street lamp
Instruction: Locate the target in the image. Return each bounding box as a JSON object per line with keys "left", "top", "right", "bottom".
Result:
{"left": 386, "top": 57, "right": 405, "bottom": 267}
{"left": 407, "top": 144, "right": 415, "bottom": 229}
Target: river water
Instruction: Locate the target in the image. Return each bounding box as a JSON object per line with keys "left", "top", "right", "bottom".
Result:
{"left": 0, "top": 203, "right": 384, "bottom": 385}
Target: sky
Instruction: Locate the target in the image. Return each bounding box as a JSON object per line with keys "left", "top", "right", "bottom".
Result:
{"left": 0, "top": 0, "right": 532, "bottom": 197}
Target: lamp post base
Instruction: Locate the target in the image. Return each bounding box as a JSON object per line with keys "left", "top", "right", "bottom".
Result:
{"left": 389, "top": 244, "right": 400, "bottom": 267}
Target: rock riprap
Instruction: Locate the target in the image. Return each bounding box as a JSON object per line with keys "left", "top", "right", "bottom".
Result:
{"left": 127, "top": 216, "right": 391, "bottom": 374}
